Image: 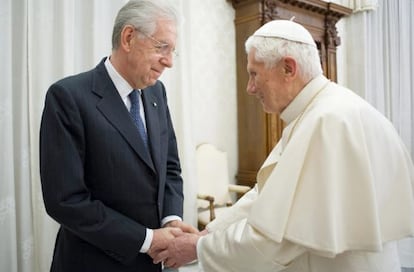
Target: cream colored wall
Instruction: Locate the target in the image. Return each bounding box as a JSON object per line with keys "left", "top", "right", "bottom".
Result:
{"left": 188, "top": 1, "right": 238, "bottom": 183}
{"left": 166, "top": 0, "right": 238, "bottom": 184}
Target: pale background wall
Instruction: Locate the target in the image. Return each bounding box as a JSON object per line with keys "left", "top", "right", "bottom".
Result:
{"left": 163, "top": 0, "right": 238, "bottom": 184}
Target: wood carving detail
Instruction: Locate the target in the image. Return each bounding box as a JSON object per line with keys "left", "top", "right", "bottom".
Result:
{"left": 278, "top": 0, "right": 327, "bottom": 15}
{"left": 325, "top": 17, "right": 341, "bottom": 47}
{"left": 263, "top": 0, "right": 279, "bottom": 23}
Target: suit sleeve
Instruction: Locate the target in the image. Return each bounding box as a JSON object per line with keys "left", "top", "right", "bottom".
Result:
{"left": 159, "top": 83, "right": 184, "bottom": 219}
{"left": 39, "top": 83, "right": 146, "bottom": 264}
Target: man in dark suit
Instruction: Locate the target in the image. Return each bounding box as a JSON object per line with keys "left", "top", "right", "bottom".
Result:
{"left": 39, "top": 1, "right": 197, "bottom": 271}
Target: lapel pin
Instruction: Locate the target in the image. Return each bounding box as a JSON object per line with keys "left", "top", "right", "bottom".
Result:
{"left": 152, "top": 102, "right": 157, "bottom": 107}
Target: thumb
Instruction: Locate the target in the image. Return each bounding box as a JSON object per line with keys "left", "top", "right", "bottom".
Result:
{"left": 171, "top": 228, "right": 184, "bottom": 237}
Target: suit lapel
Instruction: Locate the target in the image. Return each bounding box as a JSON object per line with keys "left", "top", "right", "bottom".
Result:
{"left": 92, "top": 60, "right": 155, "bottom": 172}
{"left": 142, "top": 89, "right": 161, "bottom": 174}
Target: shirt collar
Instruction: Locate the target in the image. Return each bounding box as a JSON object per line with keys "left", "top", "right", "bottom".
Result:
{"left": 104, "top": 57, "right": 135, "bottom": 100}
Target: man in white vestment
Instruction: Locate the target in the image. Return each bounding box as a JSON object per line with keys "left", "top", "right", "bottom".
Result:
{"left": 150, "top": 20, "right": 414, "bottom": 272}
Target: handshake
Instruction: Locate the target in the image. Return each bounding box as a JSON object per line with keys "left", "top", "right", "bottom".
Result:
{"left": 147, "top": 220, "right": 207, "bottom": 269}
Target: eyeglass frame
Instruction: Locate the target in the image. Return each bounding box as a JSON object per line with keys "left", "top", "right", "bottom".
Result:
{"left": 134, "top": 28, "right": 178, "bottom": 57}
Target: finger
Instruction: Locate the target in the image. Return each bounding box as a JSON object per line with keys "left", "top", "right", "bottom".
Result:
{"left": 148, "top": 248, "right": 163, "bottom": 259}
{"left": 153, "top": 249, "right": 169, "bottom": 264}
{"left": 172, "top": 263, "right": 181, "bottom": 269}
{"left": 164, "top": 258, "right": 177, "bottom": 268}
{"left": 180, "top": 224, "right": 199, "bottom": 234}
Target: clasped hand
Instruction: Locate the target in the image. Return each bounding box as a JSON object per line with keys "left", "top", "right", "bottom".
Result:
{"left": 147, "top": 221, "right": 205, "bottom": 269}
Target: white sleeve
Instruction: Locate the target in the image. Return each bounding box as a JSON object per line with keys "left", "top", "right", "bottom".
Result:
{"left": 198, "top": 218, "right": 306, "bottom": 272}
{"left": 206, "top": 185, "right": 258, "bottom": 233}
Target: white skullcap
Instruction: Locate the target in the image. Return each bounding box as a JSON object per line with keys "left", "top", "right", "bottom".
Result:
{"left": 253, "top": 20, "right": 316, "bottom": 47}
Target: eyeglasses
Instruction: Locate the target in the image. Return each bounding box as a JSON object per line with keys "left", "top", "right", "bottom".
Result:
{"left": 136, "top": 29, "right": 177, "bottom": 57}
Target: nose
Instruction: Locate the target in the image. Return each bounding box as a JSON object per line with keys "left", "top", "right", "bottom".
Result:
{"left": 246, "top": 78, "right": 256, "bottom": 95}
{"left": 160, "top": 54, "right": 173, "bottom": 68}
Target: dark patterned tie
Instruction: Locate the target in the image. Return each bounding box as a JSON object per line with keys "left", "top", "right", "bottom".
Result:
{"left": 129, "top": 90, "right": 148, "bottom": 149}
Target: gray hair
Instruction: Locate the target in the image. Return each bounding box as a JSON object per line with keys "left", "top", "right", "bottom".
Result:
{"left": 245, "top": 36, "right": 323, "bottom": 82}
{"left": 112, "top": 0, "right": 178, "bottom": 50}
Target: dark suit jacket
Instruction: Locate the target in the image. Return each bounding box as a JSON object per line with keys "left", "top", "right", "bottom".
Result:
{"left": 39, "top": 58, "right": 184, "bottom": 272}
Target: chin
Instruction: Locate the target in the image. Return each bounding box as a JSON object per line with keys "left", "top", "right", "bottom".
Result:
{"left": 261, "top": 102, "right": 271, "bottom": 113}
{"left": 143, "top": 79, "right": 157, "bottom": 88}
{"left": 263, "top": 105, "right": 277, "bottom": 114}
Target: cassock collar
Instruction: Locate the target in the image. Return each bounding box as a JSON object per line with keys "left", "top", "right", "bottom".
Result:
{"left": 280, "top": 75, "right": 330, "bottom": 124}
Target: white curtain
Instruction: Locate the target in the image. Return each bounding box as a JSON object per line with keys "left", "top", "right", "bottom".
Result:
{"left": 334, "top": 0, "right": 378, "bottom": 12}
{"left": 340, "top": 0, "right": 414, "bottom": 269}
{"left": 1, "top": 0, "right": 34, "bottom": 271}
{"left": 0, "top": 0, "right": 202, "bottom": 271}
{"left": 342, "top": 0, "right": 414, "bottom": 159}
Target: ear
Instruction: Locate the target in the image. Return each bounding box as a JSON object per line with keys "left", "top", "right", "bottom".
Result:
{"left": 282, "top": 57, "right": 297, "bottom": 79}
{"left": 120, "top": 25, "right": 136, "bottom": 52}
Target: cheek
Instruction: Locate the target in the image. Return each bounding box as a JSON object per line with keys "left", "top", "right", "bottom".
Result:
{"left": 132, "top": 51, "right": 152, "bottom": 69}
{"left": 253, "top": 77, "right": 265, "bottom": 92}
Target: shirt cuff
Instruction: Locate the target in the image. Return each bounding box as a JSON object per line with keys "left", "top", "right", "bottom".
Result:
{"left": 139, "top": 215, "right": 182, "bottom": 253}
{"left": 139, "top": 228, "right": 153, "bottom": 253}
{"left": 161, "top": 215, "right": 182, "bottom": 226}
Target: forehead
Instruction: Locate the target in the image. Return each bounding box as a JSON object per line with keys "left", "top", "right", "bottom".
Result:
{"left": 154, "top": 20, "right": 176, "bottom": 35}
{"left": 153, "top": 20, "right": 177, "bottom": 45}
{"left": 247, "top": 51, "right": 265, "bottom": 70}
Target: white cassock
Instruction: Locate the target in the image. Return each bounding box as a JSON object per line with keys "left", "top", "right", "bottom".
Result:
{"left": 196, "top": 75, "right": 414, "bottom": 272}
